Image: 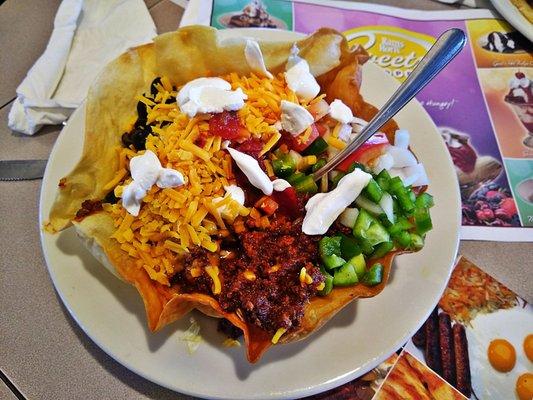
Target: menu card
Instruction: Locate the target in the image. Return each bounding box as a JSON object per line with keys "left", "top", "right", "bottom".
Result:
{"left": 181, "top": 0, "right": 533, "bottom": 241}
{"left": 305, "top": 256, "right": 533, "bottom": 400}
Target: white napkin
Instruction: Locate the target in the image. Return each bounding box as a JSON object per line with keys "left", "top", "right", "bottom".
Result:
{"left": 8, "top": 0, "right": 157, "bottom": 135}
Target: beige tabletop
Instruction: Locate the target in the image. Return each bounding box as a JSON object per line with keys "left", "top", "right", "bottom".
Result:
{"left": 0, "top": 1, "right": 531, "bottom": 399}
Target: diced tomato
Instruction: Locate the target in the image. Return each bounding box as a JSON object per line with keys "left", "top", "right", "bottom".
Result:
{"left": 336, "top": 133, "right": 389, "bottom": 172}
{"left": 235, "top": 138, "right": 264, "bottom": 159}
{"left": 272, "top": 187, "right": 301, "bottom": 219}
{"left": 306, "top": 99, "right": 329, "bottom": 121}
{"left": 209, "top": 111, "right": 249, "bottom": 140}
{"left": 254, "top": 196, "right": 279, "bottom": 215}
{"left": 314, "top": 121, "right": 329, "bottom": 137}
{"left": 286, "top": 124, "right": 320, "bottom": 153}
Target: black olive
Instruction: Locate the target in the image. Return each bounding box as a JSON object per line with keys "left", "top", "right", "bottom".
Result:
{"left": 160, "top": 121, "right": 172, "bottom": 128}
{"left": 164, "top": 95, "right": 176, "bottom": 104}
{"left": 134, "top": 101, "right": 148, "bottom": 128}
{"left": 103, "top": 190, "right": 119, "bottom": 204}
{"left": 122, "top": 127, "right": 150, "bottom": 150}
{"left": 150, "top": 77, "right": 162, "bottom": 96}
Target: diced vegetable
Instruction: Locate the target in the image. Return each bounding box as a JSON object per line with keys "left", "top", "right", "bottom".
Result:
{"left": 353, "top": 209, "right": 374, "bottom": 238}
{"left": 319, "top": 236, "right": 345, "bottom": 269}
{"left": 376, "top": 169, "right": 392, "bottom": 192}
{"left": 293, "top": 175, "right": 318, "bottom": 194}
{"left": 355, "top": 195, "right": 383, "bottom": 216}
{"left": 414, "top": 207, "right": 433, "bottom": 235}
{"left": 272, "top": 187, "right": 300, "bottom": 218}
{"left": 287, "top": 124, "right": 320, "bottom": 153}
{"left": 339, "top": 208, "right": 359, "bottom": 228}
{"left": 365, "top": 221, "right": 390, "bottom": 246}
{"left": 363, "top": 263, "right": 384, "bottom": 286}
{"left": 357, "top": 238, "right": 375, "bottom": 255}
{"left": 333, "top": 263, "right": 358, "bottom": 286}
{"left": 345, "top": 254, "right": 366, "bottom": 279}
{"left": 272, "top": 154, "right": 296, "bottom": 178}
{"left": 209, "top": 111, "right": 249, "bottom": 140}
{"left": 312, "top": 158, "right": 327, "bottom": 173}
{"left": 371, "top": 241, "right": 394, "bottom": 259}
{"left": 388, "top": 217, "right": 413, "bottom": 235}
{"left": 302, "top": 136, "right": 328, "bottom": 156}
{"left": 330, "top": 171, "right": 346, "bottom": 188}
{"left": 340, "top": 234, "right": 362, "bottom": 259}
{"left": 254, "top": 196, "right": 279, "bottom": 215}
{"left": 336, "top": 133, "right": 389, "bottom": 172}
{"left": 286, "top": 172, "right": 305, "bottom": 185}
{"left": 415, "top": 192, "right": 434, "bottom": 209}
{"left": 392, "top": 230, "right": 411, "bottom": 248}
{"left": 378, "top": 192, "right": 394, "bottom": 224}
{"left": 409, "top": 233, "right": 424, "bottom": 250}
{"left": 318, "top": 267, "right": 333, "bottom": 296}
{"left": 363, "top": 179, "right": 383, "bottom": 203}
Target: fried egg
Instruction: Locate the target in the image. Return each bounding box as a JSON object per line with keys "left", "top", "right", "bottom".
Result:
{"left": 467, "top": 303, "right": 533, "bottom": 400}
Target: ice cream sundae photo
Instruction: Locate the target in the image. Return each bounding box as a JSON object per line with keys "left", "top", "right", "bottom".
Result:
{"left": 505, "top": 72, "right": 533, "bottom": 148}
{"left": 480, "top": 31, "right": 531, "bottom": 54}
{"left": 218, "top": 0, "right": 286, "bottom": 29}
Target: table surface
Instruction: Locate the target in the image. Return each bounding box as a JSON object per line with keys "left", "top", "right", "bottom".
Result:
{"left": 0, "top": 1, "right": 531, "bottom": 399}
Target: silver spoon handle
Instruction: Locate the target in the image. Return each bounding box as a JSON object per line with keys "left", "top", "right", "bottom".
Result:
{"left": 313, "top": 28, "right": 466, "bottom": 181}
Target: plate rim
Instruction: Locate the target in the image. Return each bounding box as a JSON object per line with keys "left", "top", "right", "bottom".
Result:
{"left": 490, "top": 0, "right": 533, "bottom": 42}
{"left": 38, "top": 28, "right": 460, "bottom": 400}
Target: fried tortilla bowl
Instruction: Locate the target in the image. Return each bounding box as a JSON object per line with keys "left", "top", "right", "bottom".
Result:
{"left": 46, "top": 25, "right": 409, "bottom": 363}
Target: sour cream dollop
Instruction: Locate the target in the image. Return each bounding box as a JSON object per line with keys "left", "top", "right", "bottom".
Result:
{"left": 177, "top": 77, "right": 247, "bottom": 118}
{"left": 245, "top": 39, "right": 273, "bottom": 79}
{"left": 226, "top": 146, "right": 273, "bottom": 195}
{"left": 280, "top": 100, "right": 314, "bottom": 136}
{"left": 272, "top": 178, "right": 291, "bottom": 191}
{"left": 302, "top": 169, "right": 372, "bottom": 235}
{"left": 122, "top": 150, "right": 185, "bottom": 216}
{"left": 284, "top": 60, "right": 320, "bottom": 102}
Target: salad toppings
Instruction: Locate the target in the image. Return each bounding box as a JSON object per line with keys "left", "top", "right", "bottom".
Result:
{"left": 244, "top": 39, "right": 273, "bottom": 79}
{"left": 280, "top": 100, "right": 314, "bottom": 136}
{"left": 85, "top": 41, "right": 434, "bottom": 341}
{"left": 284, "top": 59, "right": 320, "bottom": 101}
{"left": 329, "top": 99, "right": 354, "bottom": 124}
{"left": 178, "top": 77, "right": 247, "bottom": 117}
{"left": 122, "top": 150, "right": 185, "bottom": 216}
{"left": 226, "top": 145, "right": 273, "bottom": 195}
{"left": 302, "top": 169, "right": 373, "bottom": 235}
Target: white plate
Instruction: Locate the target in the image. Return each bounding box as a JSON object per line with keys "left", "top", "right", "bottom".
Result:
{"left": 490, "top": 0, "right": 533, "bottom": 42}
{"left": 39, "top": 29, "right": 460, "bottom": 400}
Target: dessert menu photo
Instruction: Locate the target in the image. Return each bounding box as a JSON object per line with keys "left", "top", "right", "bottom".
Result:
{"left": 182, "top": 0, "right": 533, "bottom": 241}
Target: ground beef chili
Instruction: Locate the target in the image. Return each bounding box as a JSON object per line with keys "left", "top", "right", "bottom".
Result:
{"left": 75, "top": 199, "right": 103, "bottom": 220}
{"left": 170, "top": 198, "right": 324, "bottom": 336}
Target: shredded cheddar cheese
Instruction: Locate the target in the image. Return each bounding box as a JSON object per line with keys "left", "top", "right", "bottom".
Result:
{"left": 271, "top": 327, "right": 287, "bottom": 344}
{"left": 102, "top": 72, "right": 304, "bottom": 288}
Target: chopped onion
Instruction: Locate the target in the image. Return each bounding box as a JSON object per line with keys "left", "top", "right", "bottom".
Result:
{"left": 337, "top": 123, "right": 353, "bottom": 143}
{"left": 394, "top": 129, "right": 410, "bottom": 149}
{"left": 355, "top": 195, "right": 383, "bottom": 215}
{"left": 339, "top": 207, "right": 359, "bottom": 228}
{"left": 379, "top": 192, "right": 394, "bottom": 223}
{"left": 387, "top": 145, "right": 418, "bottom": 167}
{"left": 404, "top": 163, "right": 429, "bottom": 187}
{"left": 289, "top": 150, "right": 303, "bottom": 166}
{"left": 372, "top": 152, "right": 394, "bottom": 174}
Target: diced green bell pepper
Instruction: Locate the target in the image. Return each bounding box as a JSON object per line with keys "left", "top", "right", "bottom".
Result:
{"left": 357, "top": 237, "right": 375, "bottom": 255}
{"left": 340, "top": 234, "right": 362, "bottom": 259}
{"left": 370, "top": 241, "right": 394, "bottom": 259}
{"left": 363, "top": 263, "right": 383, "bottom": 286}
{"left": 409, "top": 233, "right": 424, "bottom": 250}
{"left": 311, "top": 158, "right": 327, "bottom": 173}
{"left": 365, "top": 222, "right": 390, "bottom": 246}
{"left": 376, "top": 169, "right": 392, "bottom": 192}
{"left": 303, "top": 137, "right": 328, "bottom": 156}
{"left": 345, "top": 254, "right": 366, "bottom": 279}
{"left": 388, "top": 217, "right": 413, "bottom": 235}
{"left": 392, "top": 230, "right": 412, "bottom": 248}
{"left": 415, "top": 193, "right": 434, "bottom": 209}
{"left": 363, "top": 179, "right": 383, "bottom": 203}
{"left": 319, "top": 236, "right": 345, "bottom": 269}
{"left": 293, "top": 175, "right": 318, "bottom": 194}
{"left": 353, "top": 209, "right": 375, "bottom": 238}
{"left": 414, "top": 207, "right": 432, "bottom": 235}
{"left": 318, "top": 267, "right": 333, "bottom": 296}
{"left": 286, "top": 172, "right": 305, "bottom": 185}
{"left": 272, "top": 154, "right": 296, "bottom": 178}
{"left": 333, "top": 263, "right": 358, "bottom": 286}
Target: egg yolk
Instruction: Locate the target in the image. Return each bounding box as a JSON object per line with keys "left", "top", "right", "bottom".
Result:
{"left": 524, "top": 334, "right": 533, "bottom": 362}
{"left": 516, "top": 373, "right": 533, "bottom": 400}
{"left": 487, "top": 339, "right": 516, "bottom": 372}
